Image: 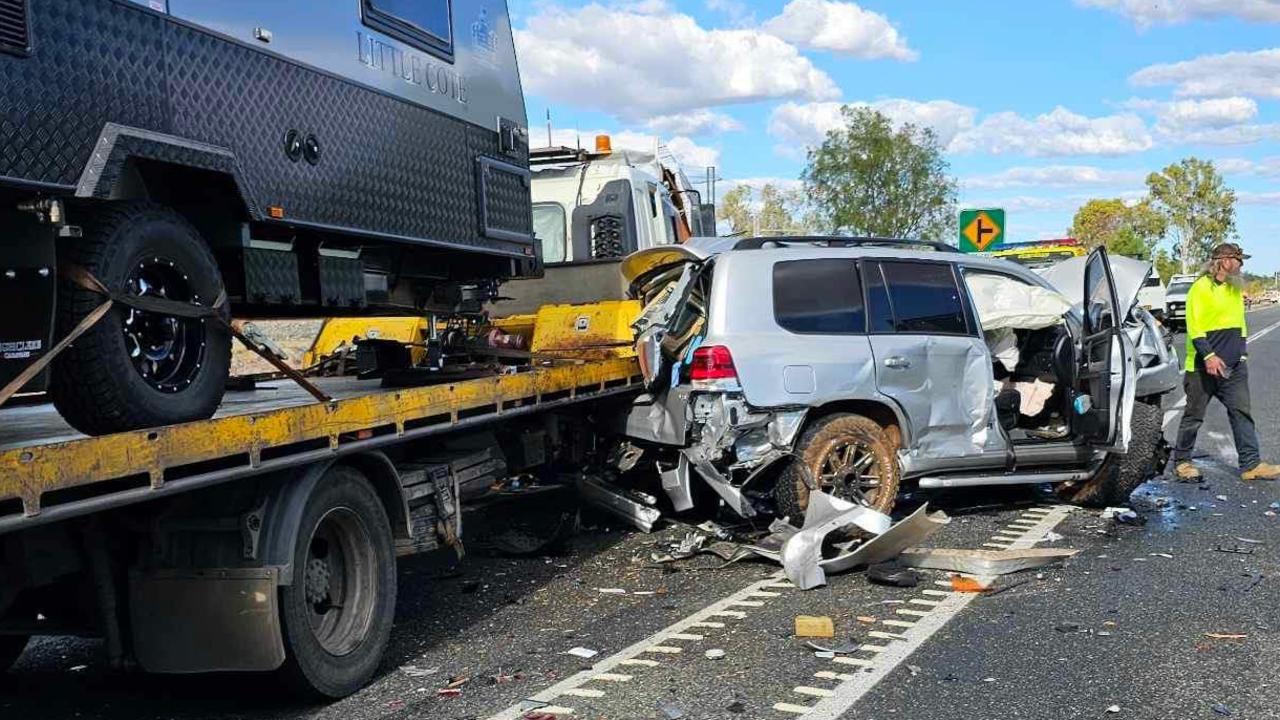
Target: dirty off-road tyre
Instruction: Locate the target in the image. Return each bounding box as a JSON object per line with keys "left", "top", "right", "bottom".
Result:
{"left": 775, "top": 413, "right": 901, "bottom": 522}
{"left": 50, "top": 202, "right": 231, "bottom": 435}
{"left": 0, "top": 635, "right": 28, "bottom": 672}
{"left": 1064, "top": 398, "right": 1165, "bottom": 507}
{"left": 279, "top": 466, "right": 396, "bottom": 699}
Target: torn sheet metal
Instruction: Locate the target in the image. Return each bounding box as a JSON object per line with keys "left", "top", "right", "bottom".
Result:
{"left": 817, "top": 503, "right": 950, "bottom": 579}
{"left": 966, "top": 272, "right": 1073, "bottom": 332}
{"left": 576, "top": 475, "right": 662, "bottom": 532}
{"left": 778, "top": 491, "right": 896, "bottom": 590}
{"left": 1039, "top": 253, "right": 1152, "bottom": 315}
{"left": 897, "top": 547, "right": 1079, "bottom": 575}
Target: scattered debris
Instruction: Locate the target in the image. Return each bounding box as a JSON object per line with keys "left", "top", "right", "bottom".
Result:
{"left": 1215, "top": 495, "right": 1228, "bottom": 502}
{"left": 596, "top": 588, "right": 627, "bottom": 594}
{"left": 1214, "top": 543, "right": 1257, "bottom": 555}
{"left": 1106, "top": 705, "right": 1121, "bottom": 713}
{"left": 565, "top": 647, "right": 599, "bottom": 659}
{"left": 898, "top": 547, "right": 1079, "bottom": 576}
{"left": 577, "top": 475, "right": 662, "bottom": 532}
{"left": 1150, "top": 553, "right": 1173, "bottom": 559}
{"left": 400, "top": 664, "right": 441, "bottom": 678}
{"left": 806, "top": 640, "right": 859, "bottom": 654}
{"left": 794, "top": 615, "right": 836, "bottom": 638}
{"left": 1204, "top": 633, "right": 1247, "bottom": 640}
{"left": 1234, "top": 537, "right": 1264, "bottom": 545}
{"left": 867, "top": 561, "right": 921, "bottom": 588}
{"left": 657, "top": 698, "right": 686, "bottom": 719}
{"left": 856, "top": 616, "right": 878, "bottom": 624}
{"left": 949, "top": 576, "right": 989, "bottom": 593}
{"left": 1212, "top": 703, "right": 1233, "bottom": 716}
{"left": 705, "top": 649, "right": 726, "bottom": 660}
{"left": 907, "top": 664, "right": 922, "bottom": 677}
{"left": 1044, "top": 531, "right": 1064, "bottom": 542}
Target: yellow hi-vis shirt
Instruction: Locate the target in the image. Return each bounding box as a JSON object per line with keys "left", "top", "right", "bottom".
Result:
{"left": 1184, "top": 275, "right": 1247, "bottom": 372}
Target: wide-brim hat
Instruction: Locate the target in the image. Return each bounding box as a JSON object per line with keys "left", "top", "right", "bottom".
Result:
{"left": 1211, "top": 242, "right": 1251, "bottom": 260}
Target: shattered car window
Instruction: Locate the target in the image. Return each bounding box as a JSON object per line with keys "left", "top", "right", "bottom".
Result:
{"left": 773, "top": 259, "right": 865, "bottom": 334}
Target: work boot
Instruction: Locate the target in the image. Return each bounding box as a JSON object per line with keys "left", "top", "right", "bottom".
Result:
{"left": 1241, "top": 462, "right": 1280, "bottom": 481}
{"left": 1173, "top": 461, "right": 1202, "bottom": 482}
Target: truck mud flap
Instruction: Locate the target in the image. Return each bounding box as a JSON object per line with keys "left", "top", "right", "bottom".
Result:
{"left": 130, "top": 567, "right": 285, "bottom": 673}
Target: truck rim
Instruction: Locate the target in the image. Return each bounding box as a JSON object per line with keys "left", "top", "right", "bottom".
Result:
{"left": 815, "top": 439, "right": 882, "bottom": 506}
{"left": 303, "top": 507, "right": 378, "bottom": 657}
{"left": 121, "top": 257, "right": 206, "bottom": 393}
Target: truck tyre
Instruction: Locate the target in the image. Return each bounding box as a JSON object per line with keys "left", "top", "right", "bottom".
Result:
{"left": 50, "top": 202, "right": 231, "bottom": 435}
{"left": 1065, "top": 398, "right": 1165, "bottom": 507}
{"left": 278, "top": 466, "right": 396, "bottom": 699}
{"left": 0, "top": 636, "right": 28, "bottom": 672}
{"left": 775, "top": 413, "right": 901, "bottom": 522}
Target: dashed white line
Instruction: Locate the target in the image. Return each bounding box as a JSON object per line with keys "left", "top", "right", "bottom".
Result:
{"left": 799, "top": 505, "right": 1074, "bottom": 720}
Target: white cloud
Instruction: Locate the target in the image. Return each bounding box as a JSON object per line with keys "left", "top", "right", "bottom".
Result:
{"left": 961, "top": 191, "right": 1147, "bottom": 213}
{"left": 768, "top": 99, "right": 977, "bottom": 151}
{"left": 515, "top": 3, "right": 838, "bottom": 120}
{"left": 645, "top": 110, "right": 743, "bottom": 136}
{"left": 1216, "top": 156, "right": 1280, "bottom": 176}
{"left": 1122, "top": 96, "right": 1277, "bottom": 144}
{"left": 761, "top": 0, "right": 917, "bottom": 60}
{"left": 1130, "top": 49, "right": 1280, "bottom": 98}
{"left": 1237, "top": 190, "right": 1280, "bottom": 205}
{"left": 542, "top": 128, "right": 721, "bottom": 171}
{"left": 963, "top": 165, "right": 1145, "bottom": 190}
{"left": 951, "top": 107, "right": 1153, "bottom": 157}
{"left": 1077, "top": 0, "right": 1280, "bottom": 27}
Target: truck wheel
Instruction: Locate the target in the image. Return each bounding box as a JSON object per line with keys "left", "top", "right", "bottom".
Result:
{"left": 0, "top": 636, "right": 28, "bottom": 672}
{"left": 774, "top": 413, "right": 901, "bottom": 522}
{"left": 278, "top": 466, "right": 396, "bottom": 699}
{"left": 1064, "top": 398, "right": 1164, "bottom": 507}
{"left": 50, "top": 202, "right": 231, "bottom": 435}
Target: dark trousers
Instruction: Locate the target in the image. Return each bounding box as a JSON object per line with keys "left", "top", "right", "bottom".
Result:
{"left": 1173, "top": 361, "right": 1261, "bottom": 471}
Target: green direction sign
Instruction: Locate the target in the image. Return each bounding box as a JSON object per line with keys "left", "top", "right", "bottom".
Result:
{"left": 958, "top": 208, "right": 1005, "bottom": 253}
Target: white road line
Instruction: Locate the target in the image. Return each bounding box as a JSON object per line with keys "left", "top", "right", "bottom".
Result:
{"left": 831, "top": 657, "right": 874, "bottom": 668}
{"left": 1163, "top": 394, "right": 1187, "bottom": 433}
{"left": 1249, "top": 318, "right": 1280, "bottom": 343}
{"left": 560, "top": 688, "right": 605, "bottom": 698}
{"left": 644, "top": 645, "right": 682, "bottom": 654}
{"left": 799, "top": 505, "right": 1074, "bottom": 720}
{"left": 815, "top": 671, "right": 856, "bottom": 682}
{"left": 774, "top": 702, "right": 814, "bottom": 714}
{"left": 590, "top": 673, "right": 632, "bottom": 682}
{"left": 794, "top": 686, "right": 836, "bottom": 698}
{"left": 666, "top": 633, "right": 703, "bottom": 641}
{"left": 485, "top": 572, "right": 789, "bottom": 720}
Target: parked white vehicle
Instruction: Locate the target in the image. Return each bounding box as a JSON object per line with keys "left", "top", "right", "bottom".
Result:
{"left": 1163, "top": 273, "right": 1199, "bottom": 329}
{"left": 1137, "top": 275, "right": 1167, "bottom": 319}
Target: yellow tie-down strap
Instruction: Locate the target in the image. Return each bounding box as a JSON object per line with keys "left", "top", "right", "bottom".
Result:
{"left": 0, "top": 357, "right": 640, "bottom": 520}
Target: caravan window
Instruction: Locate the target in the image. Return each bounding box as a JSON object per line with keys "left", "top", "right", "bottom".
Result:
{"left": 363, "top": 0, "right": 453, "bottom": 59}
{"left": 532, "top": 203, "right": 567, "bottom": 264}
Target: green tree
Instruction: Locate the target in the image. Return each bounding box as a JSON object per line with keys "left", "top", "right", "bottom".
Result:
{"left": 1153, "top": 248, "right": 1181, "bottom": 284}
{"left": 1145, "top": 158, "right": 1237, "bottom": 273}
{"left": 1069, "top": 198, "right": 1167, "bottom": 260}
{"left": 802, "top": 107, "right": 957, "bottom": 241}
{"left": 718, "top": 183, "right": 810, "bottom": 236}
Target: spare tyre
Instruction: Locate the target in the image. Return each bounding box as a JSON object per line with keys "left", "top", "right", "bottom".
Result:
{"left": 50, "top": 202, "right": 231, "bottom": 435}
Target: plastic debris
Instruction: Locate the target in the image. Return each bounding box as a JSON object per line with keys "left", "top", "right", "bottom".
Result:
{"left": 907, "top": 664, "right": 922, "bottom": 677}
{"left": 856, "top": 616, "right": 877, "bottom": 624}
{"left": 1106, "top": 705, "right": 1121, "bottom": 713}
{"left": 705, "top": 649, "right": 726, "bottom": 660}
{"left": 1212, "top": 703, "right": 1233, "bottom": 716}
{"left": 1150, "top": 553, "right": 1174, "bottom": 559}
{"left": 565, "top": 647, "right": 599, "bottom": 659}
{"left": 794, "top": 615, "right": 836, "bottom": 638}
{"left": 1044, "top": 531, "right": 1064, "bottom": 542}
{"left": 1215, "top": 495, "right": 1228, "bottom": 502}
{"left": 597, "top": 588, "right": 627, "bottom": 594}
{"left": 806, "top": 640, "right": 859, "bottom": 654}
{"left": 867, "top": 561, "right": 921, "bottom": 588}
{"left": 1204, "top": 632, "right": 1247, "bottom": 640}
{"left": 657, "top": 698, "right": 686, "bottom": 719}
{"left": 1234, "top": 537, "right": 1264, "bottom": 545}
{"left": 900, "top": 547, "right": 1078, "bottom": 575}
{"left": 400, "top": 664, "right": 441, "bottom": 678}
{"left": 949, "top": 575, "right": 989, "bottom": 593}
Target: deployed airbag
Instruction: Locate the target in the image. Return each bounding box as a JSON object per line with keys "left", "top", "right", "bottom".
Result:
{"left": 967, "top": 273, "right": 1072, "bottom": 332}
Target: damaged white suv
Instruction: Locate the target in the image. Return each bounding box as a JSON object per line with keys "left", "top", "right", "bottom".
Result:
{"left": 617, "top": 237, "right": 1179, "bottom": 521}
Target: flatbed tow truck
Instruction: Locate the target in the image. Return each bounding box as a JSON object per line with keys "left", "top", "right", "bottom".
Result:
{"left": 0, "top": 308, "right": 644, "bottom": 698}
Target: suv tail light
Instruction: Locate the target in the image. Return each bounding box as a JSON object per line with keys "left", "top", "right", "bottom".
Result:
{"left": 690, "top": 345, "right": 737, "bottom": 382}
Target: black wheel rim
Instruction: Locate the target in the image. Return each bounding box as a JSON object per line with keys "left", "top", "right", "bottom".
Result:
{"left": 121, "top": 257, "right": 206, "bottom": 393}
{"left": 817, "top": 439, "right": 882, "bottom": 506}
{"left": 303, "top": 507, "right": 378, "bottom": 657}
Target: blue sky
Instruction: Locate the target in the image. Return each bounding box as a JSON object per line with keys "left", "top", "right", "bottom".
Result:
{"left": 508, "top": 0, "right": 1280, "bottom": 272}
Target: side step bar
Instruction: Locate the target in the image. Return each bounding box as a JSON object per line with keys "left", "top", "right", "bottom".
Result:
{"left": 916, "top": 469, "right": 1091, "bottom": 489}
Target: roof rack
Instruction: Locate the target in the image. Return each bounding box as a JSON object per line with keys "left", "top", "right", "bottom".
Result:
{"left": 731, "top": 236, "right": 961, "bottom": 253}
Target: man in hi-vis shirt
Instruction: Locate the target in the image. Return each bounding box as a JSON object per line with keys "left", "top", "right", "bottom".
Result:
{"left": 1173, "top": 243, "right": 1280, "bottom": 482}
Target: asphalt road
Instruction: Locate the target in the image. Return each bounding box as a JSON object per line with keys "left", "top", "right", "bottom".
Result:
{"left": 4, "top": 306, "right": 1280, "bottom": 720}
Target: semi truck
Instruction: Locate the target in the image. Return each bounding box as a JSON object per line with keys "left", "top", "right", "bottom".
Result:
{"left": 0, "top": 0, "right": 538, "bottom": 435}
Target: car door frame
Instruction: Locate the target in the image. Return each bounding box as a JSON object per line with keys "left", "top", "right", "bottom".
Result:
{"left": 1077, "top": 247, "right": 1135, "bottom": 453}
{"left": 859, "top": 257, "right": 1000, "bottom": 460}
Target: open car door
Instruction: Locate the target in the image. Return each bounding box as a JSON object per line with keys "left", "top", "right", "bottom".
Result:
{"left": 1077, "top": 247, "right": 1137, "bottom": 453}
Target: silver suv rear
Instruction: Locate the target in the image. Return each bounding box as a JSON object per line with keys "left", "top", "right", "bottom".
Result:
{"left": 620, "top": 237, "right": 1179, "bottom": 520}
